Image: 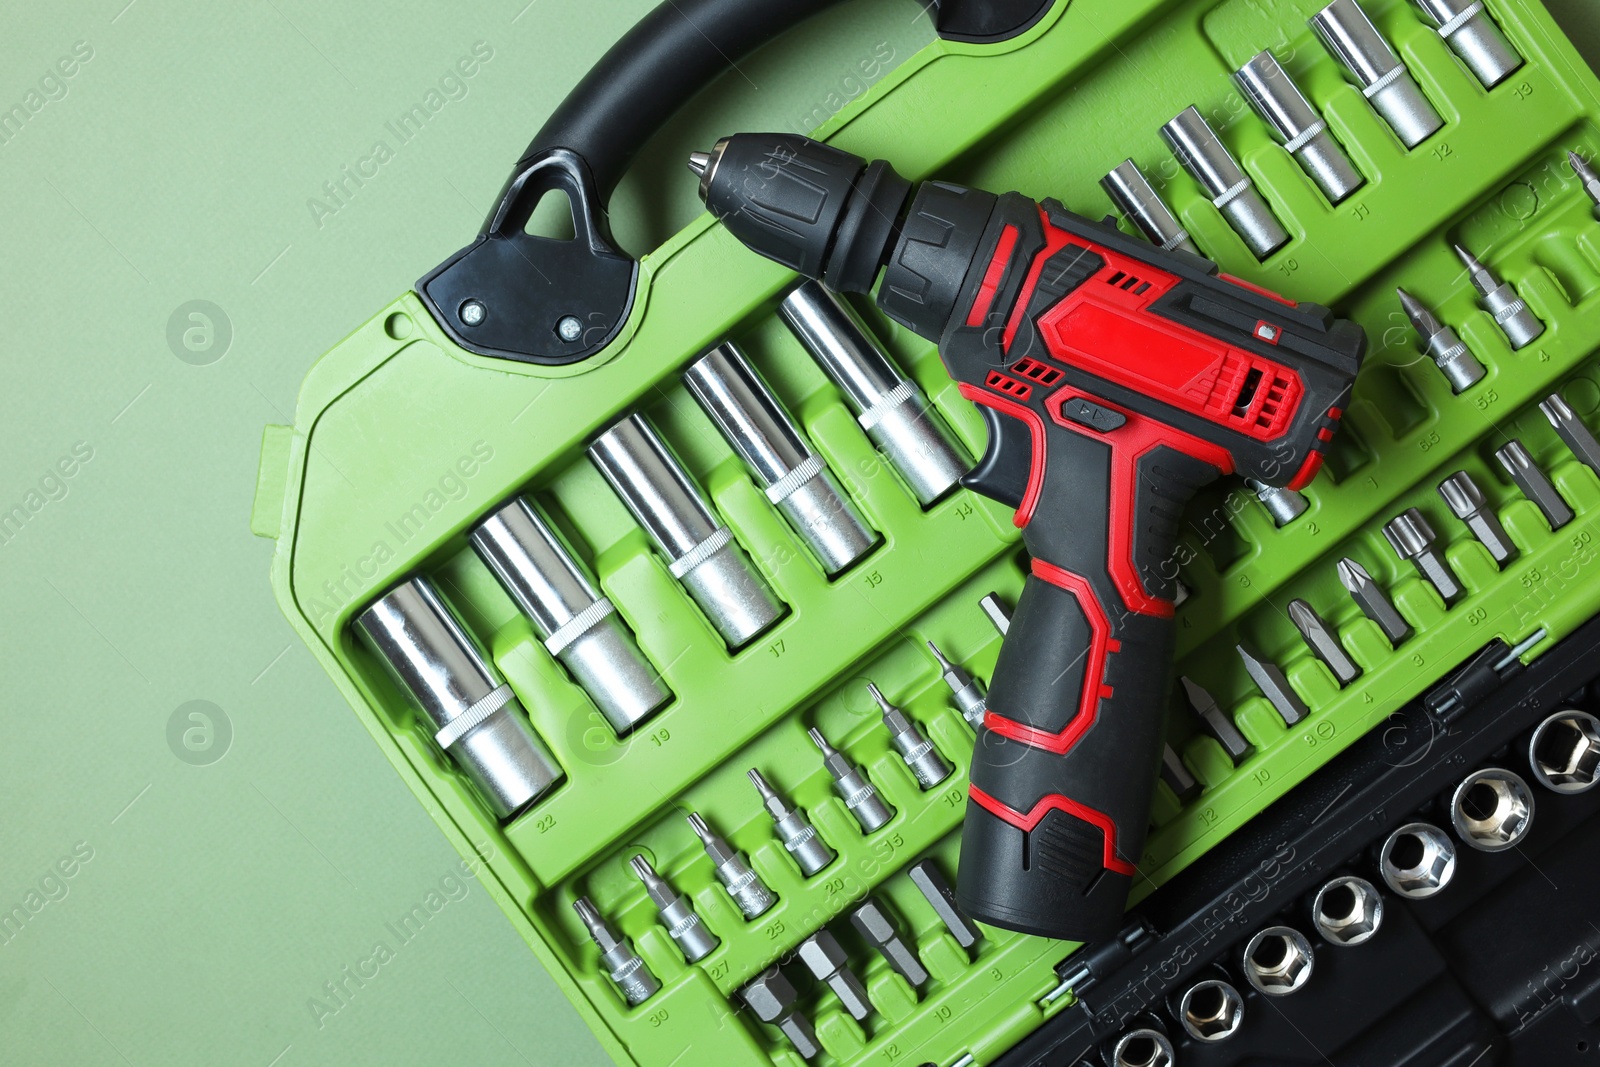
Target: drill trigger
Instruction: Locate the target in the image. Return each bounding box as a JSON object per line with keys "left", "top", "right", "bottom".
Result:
{"left": 961, "top": 401, "right": 1036, "bottom": 513}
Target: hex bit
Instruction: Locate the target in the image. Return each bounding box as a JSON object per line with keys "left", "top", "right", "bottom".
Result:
{"left": 574, "top": 897, "right": 659, "bottom": 1006}
{"left": 740, "top": 966, "right": 820, "bottom": 1060}
{"left": 630, "top": 855, "right": 719, "bottom": 963}
{"left": 1540, "top": 393, "right": 1600, "bottom": 477}
{"left": 1245, "top": 478, "right": 1308, "bottom": 526}
{"left": 927, "top": 639, "right": 987, "bottom": 729}
{"left": 869, "top": 683, "right": 952, "bottom": 789}
{"left": 1383, "top": 508, "right": 1463, "bottom": 603}
{"left": 1161, "top": 743, "right": 1203, "bottom": 803}
{"left": 850, "top": 897, "right": 928, "bottom": 988}
{"left": 1397, "top": 288, "right": 1484, "bottom": 393}
{"left": 1572, "top": 152, "right": 1600, "bottom": 213}
{"left": 1180, "top": 676, "right": 1253, "bottom": 763}
{"left": 809, "top": 728, "right": 895, "bottom": 832}
{"left": 978, "top": 592, "right": 1012, "bottom": 636}
{"left": 688, "top": 812, "right": 775, "bottom": 919}
{"left": 1496, "top": 441, "right": 1573, "bottom": 530}
{"left": 907, "top": 860, "right": 981, "bottom": 950}
{"left": 1288, "top": 599, "right": 1361, "bottom": 685}
{"left": 1437, "top": 471, "right": 1514, "bottom": 565}
{"left": 1237, "top": 644, "right": 1310, "bottom": 725}
{"left": 1455, "top": 244, "right": 1544, "bottom": 350}
{"left": 796, "top": 931, "right": 872, "bottom": 1021}
{"left": 748, "top": 769, "right": 834, "bottom": 876}
{"left": 1336, "top": 557, "right": 1411, "bottom": 645}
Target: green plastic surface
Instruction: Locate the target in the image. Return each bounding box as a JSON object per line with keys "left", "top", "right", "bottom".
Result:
{"left": 259, "top": 0, "right": 1600, "bottom": 1063}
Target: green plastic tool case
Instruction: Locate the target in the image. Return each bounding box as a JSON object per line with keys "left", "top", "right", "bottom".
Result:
{"left": 254, "top": 0, "right": 1600, "bottom": 1062}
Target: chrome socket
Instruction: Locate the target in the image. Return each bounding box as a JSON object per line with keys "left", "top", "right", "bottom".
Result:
{"left": 630, "top": 855, "right": 718, "bottom": 963}
{"left": 810, "top": 727, "right": 895, "bottom": 832}
{"left": 355, "top": 577, "right": 563, "bottom": 820}
{"left": 1245, "top": 478, "right": 1308, "bottom": 526}
{"left": 1379, "top": 821, "right": 1457, "bottom": 898}
{"left": 1241, "top": 926, "right": 1315, "bottom": 996}
{"left": 1451, "top": 767, "right": 1535, "bottom": 851}
{"left": 1171, "top": 976, "right": 1245, "bottom": 1042}
{"left": 1528, "top": 709, "right": 1600, "bottom": 794}
{"left": 684, "top": 343, "right": 877, "bottom": 576}
{"left": 1311, "top": 0, "right": 1443, "bottom": 148}
{"left": 1110, "top": 1024, "right": 1175, "bottom": 1067}
{"left": 589, "top": 413, "right": 784, "bottom": 648}
{"left": 1397, "top": 287, "right": 1484, "bottom": 394}
{"left": 1413, "top": 0, "right": 1524, "bottom": 88}
{"left": 574, "top": 897, "right": 659, "bottom": 1006}
{"left": 1456, "top": 244, "right": 1545, "bottom": 350}
{"left": 689, "top": 812, "right": 776, "bottom": 919}
{"left": 748, "top": 768, "right": 835, "bottom": 876}
{"left": 1101, "top": 160, "right": 1200, "bottom": 254}
{"left": 1234, "top": 52, "right": 1364, "bottom": 203}
{"left": 779, "top": 282, "right": 968, "bottom": 506}
{"left": 1162, "top": 106, "right": 1289, "bottom": 259}
{"left": 1311, "top": 874, "right": 1385, "bottom": 946}
{"left": 471, "top": 496, "right": 670, "bottom": 735}
{"left": 869, "top": 682, "right": 952, "bottom": 789}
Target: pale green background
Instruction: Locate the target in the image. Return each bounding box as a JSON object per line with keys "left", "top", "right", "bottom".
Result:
{"left": 1, "top": 2, "right": 1594, "bottom": 1065}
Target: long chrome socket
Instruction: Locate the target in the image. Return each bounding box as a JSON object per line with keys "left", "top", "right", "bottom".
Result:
{"left": 1162, "top": 106, "right": 1289, "bottom": 259}
{"left": 1101, "top": 160, "right": 1201, "bottom": 254}
{"left": 1413, "top": 0, "right": 1523, "bottom": 88}
{"left": 1311, "top": 0, "right": 1443, "bottom": 148}
{"left": 684, "top": 343, "right": 877, "bottom": 575}
{"left": 356, "top": 577, "right": 563, "bottom": 819}
{"left": 1235, "top": 52, "right": 1364, "bottom": 203}
{"left": 779, "top": 282, "right": 969, "bottom": 506}
{"left": 471, "top": 496, "right": 669, "bottom": 735}
{"left": 589, "top": 413, "right": 783, "bottom": 648}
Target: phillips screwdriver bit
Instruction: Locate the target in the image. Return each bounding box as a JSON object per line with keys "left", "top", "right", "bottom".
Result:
{"left": 927, "top": 640, "right": 988, "bottom": 729}
{"left": 1438, "top": 471, "right": 1514, "bottom": 565}
{"left": 1455, "top": 244, "right": 1544, "bottom": 350}
{"left": 1245, "top": 478, "right": 1308, "bottom": 526}
{"left": 1383, "top": 508, "right": 1463, "bottom": 603}
{"left": 1496, "top": 440, "right": 1573, "bottom": 530}
{"left": 1288, "top": 599, "right": 1361, "bottom": 686}
{"left": 796, "top": 930, "right": 872, "bottom": 1021}
{"left": 740, "top": 966, "right": 820, "bottom": 1060}
{"left": 1572, "top": 152, "right": 1600, "bottom": 213}
{"left": 978, "top": 592, "right": 1012, "bottom": 636}
{"left": 1161, "top": 743, "right": 1203, "bottom": 803}
{"left": 688, "top": 812, "right": 776, "bottom": 919}
{"left": 809, "top": 728, "right": 895, "bottom": 832}
{"left": 1337, "top": 558, "right": 1412, "bottom": 645}
{"left": 1237, "top": 644, "right": 1310, "bottom": 725}
{"left": 907, "top": 860, "right": 981, "bottom": 951}
{"left": 574, "top": 897, "right": 659, "bottom": 1006}
{"left": 1540, "top": 393, "right": 1600, "bottom": 477}
{"left": 869, "top": 683, "right": 952, "bottom": 789}
{"left": 1397, "top": 288, "right": 1485, "bottom": 393}
{"left": 748, "top": 769, "right": 834, "bottom": 877}
{"left": 1180, "top": 676, "right": 1253, "bottom": 763}
{"left": 630, "top": 855, "right": 719, "bottom": 963}
{"left": 850, "top": 897, "right": 928, "bottom": 988}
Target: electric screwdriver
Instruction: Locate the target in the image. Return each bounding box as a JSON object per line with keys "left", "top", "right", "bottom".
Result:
{"left": 691, "top": 132, "right": 1366, "bottom": 942}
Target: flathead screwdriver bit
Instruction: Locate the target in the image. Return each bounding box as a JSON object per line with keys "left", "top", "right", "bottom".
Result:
{"left": 1237, "top": 644, "right": 1310, "bottom": 725}
{"left": 741, "top": 966, "right": 820, "bottom": 1060}
{"left": 1571, "top": 152, "right": 1600, "bottom": 213}
{"left": 1383, "top": 508, "right": 1463, "bottom": 603}
{"left": 850, "top": 897, "right": 928, "bottom": 988}
{"left": 1438, "top": 471, "right": 1514, "bottom": 565}
{"left": 1180, "top": 676, "right": 1254, "bottom": 763}
{"left": 927, "top": 640, "right": 987, "bottom": 729}
{"left": 797, "top": 930, "right": 872, "bottom": 1021}
{"left": 1455, "top": 244, "right": 1544, "bottom": 350}
{"left": 688, "top": 812, "right": 775, "bottom": 919}
{"left": 869, "top": 683, "right": 952, "bottom": 789}
{"left": 574, "top": 897, "right": 659, "bottom": 1006}
{"left": 1496, "top": 440, "right": 1573, "bottom": 530}
{"left": 1337, "top": 558, "right": 1411, "bottom": 645}
{"left": 1540, "top": 393, "right": 1600, "bottom": 477}
{"left": 630, "top": 855, "right": 719, "bottom": 963}
{"left": 1288, "top": 599, "right": 1361, "bottom": 685}
{"left": 1397, "top": 288, "right": 1484, "bottom": 393}
{"left": 748, "top": 769, "right": 834, "bottom": 876}
{"left": 810, "top": 728, "right": 895, "bottom": 832}
{"left": 1245, "top": 478, "right": 1308, "bottom": 526}
{"left": 1161, "top": 743, "right": 1202, "bottom": 803}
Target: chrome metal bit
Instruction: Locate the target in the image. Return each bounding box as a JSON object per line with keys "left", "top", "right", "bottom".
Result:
{"left": 1437, "top": 471, "right": 1514, "bottom": 565}
{"left": 1336, "top": 558, "right": 1411, "bottom": 645}
{"left": 810, "top": 728, "right": 895, "bottom": 832}
{"left": 927, "top": 639, "right": 987, "bottom": 729}
{"left": 741, "top": 966, "right": 820, "bottom": 1060}
{"left": 850, "top": 897, "right": 927, "bottom": 988}
{"left": 1245, "top": 478, "right": 1308, "bottom": 526}
{"left": 630, "top": 855, "right": 719, "bottom": 962}
{"left": 1540, "top": 393, "right": 1600, "bottom": 477}
{"left": 1573, "top": 152, "right": 1600, "bottom": 212}
{"left": 907, "top": 860, "right": 980, "bottom": 950}
{"left": 1161, "top": 743, "right": 1202, "bottom": 803}
{"left": 1455, "top": 244, "right": 1544, "bottom": 350}
{"left": 1180, "top": 676, "right": 1253, "bottom": 763}
{"left": 1397, "top": 287, "right": 1484, "bottom": 393}
{"left": 1496, "top": 440, "right": 1573, "bottom": 530}
{"left": 1287, "top": 599, "right": 1361, "bottom": 685}
{"left": 748, "top": 768, "right": 834, "bottom": 877}
{"left": 1237, "top": 644, "right": 1310, "bottom": 725}
{"left": 979, "top": 592, "right": 1012, "bottom": 636}
{"left": 796, "top": 930, "right": 872, "bottom": 1021}
{"left": 869, "top": 682, "right": 953, "bottom": 789}
{"left": 688, "top": 812, "right": 776, "bottom": 919}
{"left": 1383, "top": 508, "right": 1462, "bottom": 603}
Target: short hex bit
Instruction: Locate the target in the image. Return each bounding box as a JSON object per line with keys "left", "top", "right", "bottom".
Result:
{"left": 869, "top": 683, "right": 952, "bottom": 789}
{"left": 1288, "top": 599, "right": 1361, "bottom": 685}
{"left": 1161, "top": 743, "right": 1202, "bottom": 803}
{"left": 688, "top": 812, "right": 775, "bottom": 919}
{"left": 1180, "top": 676, "right": 1253, "bottom": 763}
{"left": 907, "top": 860, "right": 980, "bottom": 950}
{"left": 1540, "top": 393, "right": 1600, "bottom": 478}
{"left": 1438, "top": 471, "right": 1514, "bottom": 565}
{"left": 1237, "top": 644, "right": 1310, "bottom": 725}
{"left": 748, "top": 769, "right": 834, "bottom": 877}
{"left": 1245, "top": 478, "right": 1308, "bottom": 526}
{"left": 797, "top": 930, "right": 872, "bottom": 1021}
{"left": 1383, "top": 508, "right": 1463, "bottom": 603}
{"left": 630, "top": 855, "right": 719, "bottom": 963}
{"left": 1496, "top": 440, "right": 1573, "bottom": 530}
{"left": 741, "top": 966, "right": 820, "bottom": 1060}
{"left": 978, "top": 592, "right": 1012, "bottom": 636}
{"left": 927, "top": 639, "right": 987, "bottom": 729}
{"left": 1337, "top": 558, "right": 1411, "bottom": 645}
{"left": 810, "top": 727, "right": 895, "bottom": 832}
{"left": 850, "top": 897, "right": 927, "bottom": 988}
{"left": 1455, "top": 244, "right": 1544, "bottom": 350}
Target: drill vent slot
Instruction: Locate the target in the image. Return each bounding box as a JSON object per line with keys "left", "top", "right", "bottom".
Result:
{"left": 986, "top": 370, "right": 1032, "bottom": 400}
{"left": 1232, "top": 368, "right": 1264, "bottom": 417}
{"left": 1011, "top": 357, "right": 1063, "bottom": 386}
{"left": 1105, "top": 270, "right": 1152, "bottom": 296}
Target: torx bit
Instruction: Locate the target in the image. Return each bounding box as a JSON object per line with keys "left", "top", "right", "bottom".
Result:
{"left": 1438, "top": 471, "right": 1515, "bottom": 565}
{"left": 748, "top": 768, "right": 834, "bottom": 876}
{"left": 1287, "top": 599, "right": 1361, "bottom": 686}
{"left": 796, "top": 931, "right": 872, "bottom": 1021}
{"left": 1237, "top": 644, "right": 1310, "bottom": 725}
{"left": 687, "top": 812, "right": 776, "bottom": 919}
{"left": 869, "top": 683, "right": 952, "bottom": 789}
{"left": 907, "top": 859, "right": 981, "bottom": 950}
{"left": 1180, "top": 676, "right": 1254, "bottom": 763}
{"left": 1245, "top": 478, "right": 1308, "bottom": 526}
{"left": 630, "top": 855, "right": 719, "bottom": 963}
{"left": 1496, "top": 440, "right": 1573, "bottom": 529}
{"left": 1161, "top": 743, "right": 1202, "bottom": 803}
{"left": 574, "top": 896, "right": 659, "bottom": 1006}
{"left": 741, "top": 966, "right": 820, "bottom": 1060}
{"left": 1397, "top": 288, "right": 1484, "bottom": 393}
{"left": 1572, "top": 152, "right": 1600, "bottom": 213}
{"left": 980, "top": 592, "right": 1012, "bottom": 635}
{"left": 928, "top": 640, "right": 987, "bottom": 729}
{"left": 1540, "top": 393, "right": 1600, "bottom": 477}
{"left": 1383, "top": 508, "right": 1463, "bottom": 603}
{"left": 850, "top": 897, "right": 928, "bottom": 988}
{"left": 809, "top": 727, "right": 895, "bottom": 832}
{"left": 1336, "top": 557, "right": 1412, "bottom": 645}
{"left": 1101, "top": 159, "right": 1201, "bottom": 255}
{"left": 1455, "top": 244, "right": 1545, "bottom": 350}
